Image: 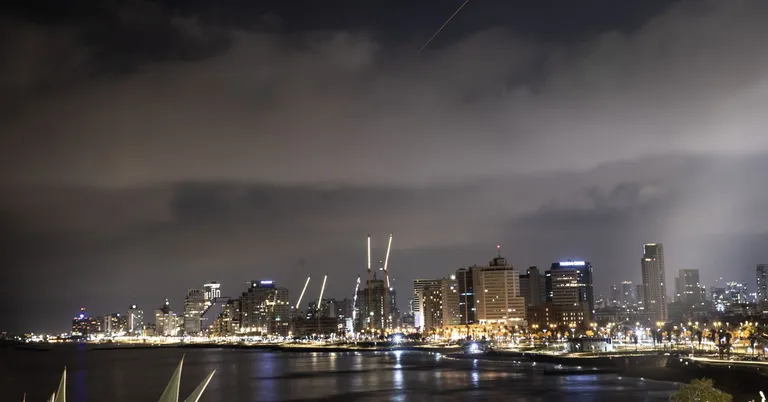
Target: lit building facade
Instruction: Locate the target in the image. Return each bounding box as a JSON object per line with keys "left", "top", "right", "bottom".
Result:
{"left": 240, "top": 280, "right": 290, "bottom": 336}
{"left": 547, "top": 261, "right": 595, "bottom": 323}
{"left": 456, "top": 267, "right": 476, "bottom": 325}
{"left": 183, "top": 289, "right": 207, "bottom": 335}
{"left": 758, "top": 264, "right": 768, "bottom": 311}
{"left": 641, "top": 243, "right": 667, "bottom": 322}
{"left": 204, "top": 282, "right": 221, "bottom": 301}
{"left": 127, "top": 305, "right": 144, "bottom": 335}
{"left": 473, "top": 255, "right": 526, "bottom": 326}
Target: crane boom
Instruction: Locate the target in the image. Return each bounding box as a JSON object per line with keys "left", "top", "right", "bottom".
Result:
{"left": 318, "top": 274, "right": 328, "bottom": 307}
{"left": 383, "top": 233, "right": 393, "bottom": 288}
{"left": 296, "top": 276, "right": 311, "bottom": 309}
{"left": 352, "top": 275, "right": 361, "bottom": 321}
{"left": 367, "top": 235, "right": 371, "bottom": 274}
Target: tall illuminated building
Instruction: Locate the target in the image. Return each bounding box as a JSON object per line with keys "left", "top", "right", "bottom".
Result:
{"left": 456, "top": 267, "right": 476, "bottom": 325}
{"left": 204, "top": 282, "right": 221, "bottom": 301}
{"left": 641, "top": 243, "right": 667, "bottom": 322}
{"left": 239, "top": 280, "right": 290, "bottom": 336}
{"left": 546, "top": 261, "right": 595, "bottom": 323}
{"left": 127, "top": 304, "right": 144, "bottom": 335}
{"left": 412, "top": 278, "right": 440, "bottom": 329}
{"left": 757, "top": 264, "right": 768, "bottom": 311}
{"left": 473, "top": 254, "right": 526, "bottom": 326}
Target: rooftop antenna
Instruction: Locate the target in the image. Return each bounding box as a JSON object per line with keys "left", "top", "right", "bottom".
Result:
{"left": 497, "top": 244, "right": 501, "bottom": 258}
{"left": 296, "top": 276, "right": 311, "bottom": 310}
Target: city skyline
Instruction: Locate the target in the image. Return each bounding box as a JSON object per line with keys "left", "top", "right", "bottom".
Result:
{"left": 5, "top": 0, "right": 768, "bottom": 333}
{"left": 31, "top": 246, "right": 768, "bottom": 334}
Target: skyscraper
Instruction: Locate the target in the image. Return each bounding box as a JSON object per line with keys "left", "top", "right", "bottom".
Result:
{"left": 641, "top": 243, "right": 667, "bottom": 322}
{"left": 441, "top": 276, "right": 461, "bottom": 326}
{"left": 413, "top": 278, "right": 440, "bottom": 329}
{"left": 240, "top": 280, "right": 290, "bottom": 336}
{"left": 677, "top": 269, "right": 702, "bottom": 304}
{"left": 546, "top": 261, "right": 595, "bottom": 323}
{"left": 456, "top": 267, "right": 476, "bottom": 325}
{"left": 183, "top": 289, "right": 207, "bottom": 335}
{"left": 127, "top": 304, "right": 144, "bottom": 335}
{"left": 621, "top": 281, "right": 634, "bottom": 307}
{"left": 473, "top": 255, "right": 526, "bottom": 326}
{"left": 758, "top": 264, "right": 768, "bottom": 311}
{"left": 203, "top": 282, "right": 221, "bottom": 301}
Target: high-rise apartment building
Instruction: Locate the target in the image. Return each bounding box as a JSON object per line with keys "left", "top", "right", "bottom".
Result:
{"left": 441, "top": 276, "right": 461, "bottom": 326}
{"left": 758, "top": 264, "right": 768, "bottom": 311}
{"left": 183, "top": 288, "right": 207, "bottom": 335}
{"left": 413, "top": 278, "right": 440, "bottom": 329}
{"left": 355, "top": 274, "right": 396, "bottom": 333}
{"left": 456, "top": 267, "right": 476, "bottom": 325}
{"left": 641, "top": 243, "right": 667, "bottom": 322}
{"left": 473, "top": 255, "right": 526, "bottom": 326}
{"left": 240, "top": 280, "right": 290, "bottom": 336}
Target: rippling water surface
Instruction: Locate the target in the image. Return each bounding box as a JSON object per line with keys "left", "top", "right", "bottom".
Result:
{"left": 0, "top": 347, "right": 679, "bottom": 401}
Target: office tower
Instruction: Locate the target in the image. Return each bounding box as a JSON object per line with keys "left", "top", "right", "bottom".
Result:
{"left": 641, "top": 243, "right": 667, "bottom": 322}
{"left": 240, "top": 280, "right": 290, "bottom": 336}
{"left": 473, "top": 254, "right": 526, "bottom": 325}
{"left": 677, "top": 269, "right": 703, "bottom": 304}
{"left": 758, "top": 265, "right": 768, "bottom": 310}
{"left": 183, "top": 289, "right": 207, "bottom": 335}
{"left": 519, "top": 266, "right": 546, "bottom": 306}
{"left": 456, "top": 267, "right": 476, "bottom": 325}
{"left": 413, "top": 278, "right": 440, "bottom": 329}
{"left": 203, "top": 282, "right": 221, "bottom": 301}
{"left": 610, "top": 284, "right": 621, "bottom": 307}
{"left": 621, "top": 281, "right": 634, "bottom": 307}
{"left": 127, "top": 304, "right": 144, "bottom": 335}
{"left": 546, "top": 261, "right": 595, "bottom": 321}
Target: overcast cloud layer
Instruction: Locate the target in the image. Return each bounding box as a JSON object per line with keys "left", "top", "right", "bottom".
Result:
{"left": 2, "top": 0, "right": 768, "bottom": 332}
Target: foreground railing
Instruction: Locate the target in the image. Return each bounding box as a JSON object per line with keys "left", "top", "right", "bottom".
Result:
{"left": 22, "top": 355, "right": 215, "bottom": 402}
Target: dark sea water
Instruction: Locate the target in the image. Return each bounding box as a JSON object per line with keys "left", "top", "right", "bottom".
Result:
{"left": 0, "top": 347, "right": 679, "bottom": 401}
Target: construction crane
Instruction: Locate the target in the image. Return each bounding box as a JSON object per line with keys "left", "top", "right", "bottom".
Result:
{"left": 296, "top": 276, "right": 311, "bottom": 310}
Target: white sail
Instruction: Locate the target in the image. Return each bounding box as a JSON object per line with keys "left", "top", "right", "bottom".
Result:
{"left": 157, "top": 356, "right": 184, "bottom": 402}
{"left": 183, "top": 370, "right": 216, "bottom": 402}
{"left": 53, "top": 368, "right": 66, "bottom": 402}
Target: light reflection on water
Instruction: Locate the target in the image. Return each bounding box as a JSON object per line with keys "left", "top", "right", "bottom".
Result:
{"left": 0, "top": 348, "right": 679, "bottom": 401}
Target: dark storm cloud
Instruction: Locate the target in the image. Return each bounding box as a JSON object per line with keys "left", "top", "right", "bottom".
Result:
{"left": 3, "top": 0, "right": 768, "bottom": 331}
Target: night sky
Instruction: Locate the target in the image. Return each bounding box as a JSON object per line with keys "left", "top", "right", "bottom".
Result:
{"left": 3, "top": 0, "right": 768, "bottom": 333}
